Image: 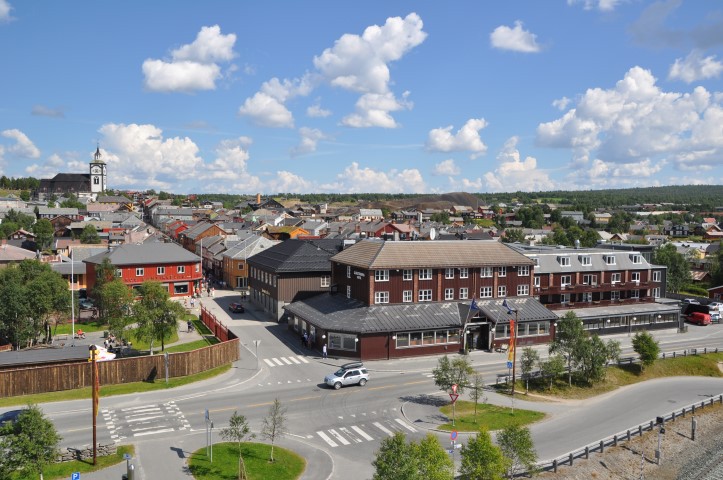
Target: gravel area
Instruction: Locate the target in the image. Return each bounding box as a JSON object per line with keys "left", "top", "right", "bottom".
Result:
{"left": 537, "top": 402, "right": 723, "bottom": 480}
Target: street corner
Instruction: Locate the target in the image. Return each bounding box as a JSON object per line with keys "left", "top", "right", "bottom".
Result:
{"left": 399, "top": 393, "right": 451, "bottom": 432}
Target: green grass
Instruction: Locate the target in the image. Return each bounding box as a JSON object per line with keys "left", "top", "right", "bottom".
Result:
{"left": 10, "top": 445, "right": 135, "bottom": 480}
{"left": 188, "top": 442, "right": 305, "bottom": 480}
{"left": 0, "top": 364, "right": 232, "bottom": 407}
{"left": 53, "top": 319, "right": 108, "bottom": 335}
{"left": 165, "top": 337, "right": 219, "bottom": 353}
{"left": 437, "top": 401, "right": 545, "bottom": 432}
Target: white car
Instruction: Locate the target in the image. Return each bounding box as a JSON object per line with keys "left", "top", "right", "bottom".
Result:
{"left": 324, "top": 362, "right": 369, "bottom": 390}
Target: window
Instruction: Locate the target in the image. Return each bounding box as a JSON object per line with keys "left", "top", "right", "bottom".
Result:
{"left": 459, "top": 287, "right": 468, "bottom": 300}
{"left": 561, "top": 275, "right": 572, "bottom": 286}
{"left": 445, "top": 288, "right": 454, "bottom": 300}
{"left": 195, "top": 263, "right": 200, "bottom": 272}
{"left": 517, "top": 285, "right": 530, "bottom": 296}
{"left": 558, "top": 256, "right": 570, "bottom": 266}
{"left": 396, "top": 329, "right": 460, "bottom": 348}
{"left": 583, "top": 274, "right": 597, "bottom": 285}
{"left": 611, "top": 273, "right": 621, "bottom": 283}
{"left": 321, "top": 275, "right": 330, "bottom": 287}
{"left": 653, "top": 287, "right": 660, "bottom": 298}
{"left": 403, "top": 269, "right": 413, "bottom": 281}
{"left": 237, "top": 261, "right": 245, "bottom": 270}
{"left": 346, "top": 285, "right": 351, "bottom": 299}
{"left": 518, "top": 265, "right": 530, "bottom": 276}
{"left": 178, "top": 265, "right": 185, "bottom": 274}
{"left": 375, "top": 270, "right": 389, "bottom": 282}
{"left": 630, "top": 254, "right": 642, "bottom": 264}
{"left": 480, "top": 267, "right": 493, "bottom": 278}
{"left": 498, "top": 285, "right": 507, "bottom": 297}
{"left": 480, "top": 286, "right": 492, "bottom": 298}
{"left": 579, "top": 255, "right": 592, "bottom": 266}
{"left": 136, "top": 267, "right": 144, "bottom": 277}
{"left": 347, "top": 266, "right": 351, "bottom": 278}
{"left": 611, "top": 290, "right": 620, "bottom": 301}
{"left": 418, "top": 289, "right": 432, "bottom": 301}
{"left": 374, "top": 291, "right": 389, "bottom": 304}
{"left": 582, "top": 292, "right": 592, "bottom": 302}
{"left": 605, "top": 255, "right": 616, "bottom": 265}
{"left": 561, "top": 293, "right": 570, "bottom": 304}
{"left": 445, "top": 268, "right": 454, "bottom": 279}
{"left": 534, "top": 276, "right": 540, "bottom": 287}
{"left": 459, "top": 267, "right": 469, "bottom": 279}
{"left": 631, "top": 272, "right": 640, "bottom": 283}
{"left": 173, "top": 284, "right": 189, "bottom": 294}
{"left": 157, "top": 267, "right": 165, "bottom": 275}
{"left": 329, "top": 332, "right": 357, "bottom": 351}
{"left": 631, "top": 289, "right": 640, "bottom": 299}
{"left": 653, "top": 271, "right": 661, "bottom": 282}
{"left": 419, "top": 269, "right": 432, "bottom": 280}
{"left": 498, "top": 266, "right": 507, "bottom": 277}
{"left": 115, "top": 269, "right": 122, "bottom": 278}
{"left": 403, "top": 290, "right": 412, "bottom": 303}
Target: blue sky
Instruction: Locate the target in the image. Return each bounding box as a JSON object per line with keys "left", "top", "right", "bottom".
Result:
{"left": 1, "top": 0, "right": 722, "bottom": 195}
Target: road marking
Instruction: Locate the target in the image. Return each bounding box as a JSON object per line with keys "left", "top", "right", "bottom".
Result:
{"left": 339, "top": 427, "right": 361, "bottom": 443}
{"left": 352, "top": 425, "right": 374, "bottom": 441}
{"left": 121, "top": 406, "right": 160, "bottom": 412}
{"left": 328, "top": 429, "right": 350, "bottom": 445}
{"left": 402, "top": 380, "right": 429, "bottom": 386}
{"left": 298, "top": 356, "right": 310, "bottom": 363}
{"left": 373, "top": 422, "right": 393, "bottom": 436}
{"left": 316, "top": 431, "right": 338, "bottom": 447}
{"left": 263, "top": 359, "right": 275, "bottom": 367}
{"left": 134, "top": 427, "right": 175, "bottom": 437}
{"left": 272, "top": 358, "right": 284, "bottom": 366}
{"left": 289, "top": 356, "right": 301, "bottom": 364}
{"left": 126, "top": 415, "right": 165, "bottom": 423}
{"left": 394, "top": 419, "right": 417, "bottom": 432}
{"left": 281, "top": 357, "right": 293, "bottom": 365}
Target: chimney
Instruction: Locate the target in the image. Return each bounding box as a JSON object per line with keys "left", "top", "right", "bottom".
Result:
{"left": 256, "top": 193, "right": 261, "bottom": 204}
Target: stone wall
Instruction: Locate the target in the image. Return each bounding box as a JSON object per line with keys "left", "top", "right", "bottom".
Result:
{"left": 57, "top": 443, "right": 117, "bottom": 463}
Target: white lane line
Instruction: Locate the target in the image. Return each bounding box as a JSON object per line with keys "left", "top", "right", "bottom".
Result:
{"left": 316, "top": 431, "right": 338, "bottom": 447}
{"left": 263, "top": 359, "right": 275, "bottom": 367}
{"left": 272, "top": 358, "right": 284, "bottom": 366}
{"left": 373, "top": 422, "right": 393, "bottom": 436}
{"left": 298, "top": 356, "right": 310, "bottom": 363}
{"left": 121, "top": 405, "right": 160, "bottom": 412}
{"left": 289, "top": 357, "right": 301, "bottom": 364}
{"left": 134, "top": 428, "right": 175, "bottom": 437}
{"left": 328, "top": 429, "right": 351, "bottom": 446}
{"left": 340, "top": 427, "right": 362, "bottom": 443}
{"left": 352, "top": 426, "right": 374, "bottom": 441}
{"left": 394, "top": 419, "right": 417, "bottom": 432}
{"left": 126, "top": 415, "right": 165, "bottom": 423}
{"left": 280, "top": 357, "right": 293, "bottom": 365}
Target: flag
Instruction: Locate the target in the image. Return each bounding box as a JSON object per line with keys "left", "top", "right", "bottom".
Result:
{"left": 470, "top": 298, "right": 479, "bottom": 311}
{"left": 507, "top": 343, "right": 515, "bottom": 362}
{"left": 502, "top": 298, "right": 514, "bottom": 314}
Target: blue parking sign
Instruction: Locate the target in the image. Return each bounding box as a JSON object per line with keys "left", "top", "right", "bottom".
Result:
{"left": 506, "top": 361, "right": 512, "bottom": 369}
{"left": 71, "top": 473, "right": 80, "bottom": 480}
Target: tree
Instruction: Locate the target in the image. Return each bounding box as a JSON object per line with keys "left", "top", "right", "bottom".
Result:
{"left": 32, "top": 219, "right": 54, "bottom": 252}
{"left": 432, "top": 354, "right": 474, "bottom": 394}
{"left": 59, "top": 194, "right": 84, "bottom": 210}
{"left": 79, "top": 224, "right": 101, "bottom": 244}
{"left": 632, "top": 331, "right": 660, "bottom": 372}
{"left": 573, "top": 335, "right": 612, "bottom": 384}
{"left": 520, "top": 347, "right": 540, "bottom": 393}
{"left": 467, "top": 372, "right": 487, "bottom": 422}
{"left": 549, "top": 312, "right": 586, "bottom": 386}
{"left": 538, "top": 354, "right": 566, "bottom": 391}
{"left": 459, "top": 428, "right": 509, "bottom": 480}
{"left": 261, "top": 398, "right": 287, "bottom": 462}
{"left": 100, "top": 279, "right": 135, "bottom": 340}
{"left": 502, "top": 228, "right": 526, "bottom": 244}
{"left": 652, "top": 243, "right": 691, "bottom": 293}
{"left": 372, "top": 432, "right": 417, "bottom": 480}
{"left": 413, "top": 434, "right": 454, "bottom": 480}
{"left": 0, "top": 403, "right": 61, "bottom": 480}
{"left": 133, "top": 281, "right": 183, "bottom": 352}
{"left": 220, "top": 411, "right": 255, "bottom": 480}
{"left": 430, "top": 212, "right": 450, "bottom": 224}
{"left": 497, "top": 425, "right": 538, "bottom": 479}
{"left": 4, "top": 209, "right": 35, "bottom": 231}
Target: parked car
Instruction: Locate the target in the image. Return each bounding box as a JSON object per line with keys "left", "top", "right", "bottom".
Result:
{"left": 686, "top": 311, "right": 711, "bottom": 326}
{"left": 0, "top": 409, "right": 25, "bottom": 434}
{"left": 79, "top": 299, "right": 95, "bottom": 310}
{"left": 708, "top": 301, "right": 723, "bottom": 311}
{"left": 324, "top": 362, "right": 369, "bottom": 389}
{"left": 228, "top": 302, "right": 245, "bottom": 313}
{"left": 681, "top": 298, "right": 701, "bottom": 306}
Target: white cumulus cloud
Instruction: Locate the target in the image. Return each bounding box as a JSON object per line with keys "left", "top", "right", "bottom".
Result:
{"left": 669, "top": 50, "right": 723, "bottom": 83}
{"left": 0, "top": 0, "right": 13, "bottom": 23}
{"left": 307, "top": 103, "right": 332, "bottom": 118}
{"left": 341, "top": 91, "right": 411, "bottom": 128}
{"left": 143, "top": 25, "right": 236, "bottom": 93}
{"left": 482, "top": 137, "right": 556, "bottom": 192}
{"left": 432, "top": 159, "right": 460, "bottom": 176}
{"left": 238, "top": 76, "right": 314, "bottom": 128}
{"left": 322, "top": 162, "right": 426, "bottom": 193}
{"left": 490, "top": 21, "right": 541, "bottom": 53}
{"left": 290, "top": 127, "right": 328, "bottom": 157}
{"left": 2, "top": 129, "right": 40, "bottom": 158}
{"left": 426, "top": 118, "right": 488, "bottom": 158}
{"left": 552, "top": 97, "right": 571, "bottom": 110}
{"left": 567, "top": 0, "right": 621, "bottom": 12}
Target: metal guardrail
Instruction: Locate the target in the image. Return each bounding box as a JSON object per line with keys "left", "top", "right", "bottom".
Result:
{"left": 537, "top": 394, "right": 723, "bottom": 474}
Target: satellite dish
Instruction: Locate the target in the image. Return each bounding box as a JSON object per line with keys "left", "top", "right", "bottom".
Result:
{"left": 430, "top": 227, "right": 437, "bottom": 240}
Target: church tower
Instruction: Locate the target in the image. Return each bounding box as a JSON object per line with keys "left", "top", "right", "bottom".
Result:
{"left": 89, "top": 145, "right": 107, "bottom": 195}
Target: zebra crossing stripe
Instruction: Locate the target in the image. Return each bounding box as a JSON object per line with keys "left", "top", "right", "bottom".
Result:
{"left": 328, "top": 429, "right": 351, "bottom": 445}
{"left": 352, "top": 426, "right": 374, "bottom": 441}
{"left": 280, "top": 357, "right": 293, "bottom": 365}
{"left": 272, "top": 358, "right": 284, "bottom": 366}
{"left": 316, "top": 431, "right": 338, "bottom": 447}
{"left": 339, "top": 427, "right": 362, "bottom": 443}
{"left": 373, "top": 422, "right": 394, "bottom": 436}
{"left": 289, "top": 356, "right": 301, "bottom": 364}
{"left": 394, "top": 419, "right": 417, "bottom": 432}
{"left": 263, "top": 358, "right": 275, "bottom": 367}
{"left": 298, "top": 356, "right": 310, "bottom": 363}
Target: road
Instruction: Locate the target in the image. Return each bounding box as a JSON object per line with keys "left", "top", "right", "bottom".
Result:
{"left": 4, "top": 292, "right": 723, "bottom": 479}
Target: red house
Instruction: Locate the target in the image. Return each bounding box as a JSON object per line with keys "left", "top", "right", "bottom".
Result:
{"left": 84, "top": 242, "right": 202, "bottom": 297}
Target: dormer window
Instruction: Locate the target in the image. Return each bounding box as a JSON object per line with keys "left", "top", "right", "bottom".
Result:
{"left": 557, "top": 256, "right": 570, "bottom": 267}
{"left": 604, "top": 255, "right": 616, "bottom": 265}
{"left": 630, "top": 254, "right": 642, "bottom": 264}
{"left": 579, "top": 255, "right": 591, "bottom": 266}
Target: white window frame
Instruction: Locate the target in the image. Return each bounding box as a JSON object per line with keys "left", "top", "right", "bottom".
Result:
{"left": 418, "top": 289, "right": 432, "bottom": 302}
{"left": 579, "top": 255, "right": 592, "bottom": 266}
{"left": 346, "top": 265, "right": 351, "bottom": 278}
{"left": 518, "top": 265, "right": 530, "bottom": 276}
{"left": 561, "top": 275, "right": 572, "bottom": 286}
{"left": 403, "top": 290, "right": 413, "bottom": 303}
{"left": 630, "top": 254, "right": 642, "bottom": 264}
{"left": 631, "top": 272, "right": 640, "bottom": 283}
{"left": 480, "top": 286, "right": 492, "bottom": 298}
{"left": 178, "top": 265, "right": 185, "bottom": 274}
{"left": 346, "top": 285, "right": 351, "bottom": 299}
{"left": 561, "top": 293, "right": 570, "bottom": 304}
{"left": 375, "top": 270, "right": 389, "bottom": 282}
{"left": 605, "top": 255, "right": 616, "bottom": 265}
{"left": 498, "top": 266, "right": 507, "bottom": 277}
{"left": 498, "top": 285, "right": 507, "bottom": 297}
{"left": 419, "top": 269, "right": 432, "bottom": 280}
{"left": 611, "top": 290, "right": 621, "bottom": 301}
{"left": 582, "top": 292, "right": 593, "bottom": 302}
{"left": 445, "top": 268, "right": 454, "bottom": 279}
{"left": 403, "top": 269, "right": 413, "bottom": 281}
{"left": 459, "top": 287, "right": 469, "bottom": 300}
{"left": 653, "top": 271, "right": 661, "bottom": 282}
{"left": 157, "top": 266, "right": 165, "bottom": 275}
{"left": 480, "top": 267, "right": 493, "bottom": 278}
{"left": 558, "top": 256, "right": 571, "bottom": 267}
{"left": 631, "top": 289, "right": 640, "bottom": 299}
{"left": 653, "top": 287, "right": 660, "bottom": 298}
{"left": 459, "top": 267, "right": 469, "bottom": 279}
{"left": 115, "top": 269, "right": 122, "bottom": 278}
{"left": 374, "top": 291, "right": 389, "bottom": 304}
{"left": 329, "top": 332, "right": 357, "bottom": 351}
{"left": 321, "top": 275, "right": 330, "bottom": 287}
{"left": 583, "top": 274, "right": 597, "bottom": 285}
{"left": 444, "top": 288, "right": 454, "bottom": 300}
{"left": 534, "top": 276, "right": 540, "bottom": 287}
{"left": 136, "top": 267, "right": 144, "bottom": 277}
{"left": 517, "top": 284, "right": 530, "bottom": 296}
{"left": 611, "top": 273, "right": 621, "bottom": 284}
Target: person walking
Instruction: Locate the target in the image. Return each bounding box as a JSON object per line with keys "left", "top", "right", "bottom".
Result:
{"left": 322, "top": 344, "right": 328, "bottom": 359}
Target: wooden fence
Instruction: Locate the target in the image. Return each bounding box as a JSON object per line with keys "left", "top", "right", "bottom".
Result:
{"left": 200, "top": 305, "right": 235, "bottom": 342}
{"left": 0, "top": 339, "right": 239, "bottom": 398}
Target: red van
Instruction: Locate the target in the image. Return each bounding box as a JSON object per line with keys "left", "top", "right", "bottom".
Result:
{"left": 687, "top": 311, "right": 711, "bottom": 326}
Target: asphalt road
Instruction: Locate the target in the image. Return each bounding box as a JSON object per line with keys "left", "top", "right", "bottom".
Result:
{"left": 4, "top": 291, "right": 723, "bottom": 479}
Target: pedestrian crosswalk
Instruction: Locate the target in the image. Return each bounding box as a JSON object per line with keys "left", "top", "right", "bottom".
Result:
{"left": 311, "top": 417, "right": 418, "bottom": 448}
{"left": 103, "top": 401, "right": 190, "bottom": 443}
{"left": 262, "top": 355, "right": 310, "bottom": 367}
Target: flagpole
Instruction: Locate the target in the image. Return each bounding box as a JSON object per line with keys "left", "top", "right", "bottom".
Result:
{"left": 92, "top": 347, "right": 98, "bottom": 465}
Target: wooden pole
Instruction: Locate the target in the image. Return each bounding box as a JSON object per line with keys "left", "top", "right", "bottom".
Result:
{"left": 92, "top": 348, "right": 97, "bottom": 465}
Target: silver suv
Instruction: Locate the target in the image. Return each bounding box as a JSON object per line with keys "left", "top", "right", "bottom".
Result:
{"left": 324, "top": 362, "right": 369, "bottom": 389}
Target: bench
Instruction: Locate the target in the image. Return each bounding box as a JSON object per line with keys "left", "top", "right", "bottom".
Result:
{"left": 496, "top": 343, "right": 509, "bottom": 353}
{"left": 55, "top": 334, "right": 69, "bottom": 341}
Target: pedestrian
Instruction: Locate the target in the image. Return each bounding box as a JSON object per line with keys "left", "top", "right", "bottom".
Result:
{"left": 190, "top": 297, "right": 195, "bottom": 308}
{"left": 187, "top": 320, "right": 192, "bottom": 333}
{"left": 302, "top": 332, "right": 307, "bottom": 348}
{"left": 210, "top": 287, "right": 215, "bottom": 298}
{"left": 207, "top": 286, "right": 211, "bottom": 297}
{"left": 322, "top": 344, "right": 328, "bottom": 359}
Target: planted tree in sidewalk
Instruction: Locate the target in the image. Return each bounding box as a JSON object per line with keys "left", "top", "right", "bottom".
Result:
{"left": 632, "top": 331, "right": 660, "bottom": 372}
{"left": 0, "top": 403, "right": 61, "bottom": 480}
{"left": 497, "top": 424, "right": 538, "bottom": 478}
{"left": 432, "top": 354, "right": 474, "bottom": 393}
{"left": 459, "top": 428, "right": 508, "bottom": 480}
{"left": 220, "top": 411, "right": 255, "bottom": 480}
{"left": 520, "top": 347, "right": 540, "bottom": 393}
{"left": 549, "top": 312, "right": 586, "bottom": 386}
{"left": 468, "top": 372, "right": 487, "bottom": 422}
{"left": 261, "top": 398, "right": 287, "bottom": 462}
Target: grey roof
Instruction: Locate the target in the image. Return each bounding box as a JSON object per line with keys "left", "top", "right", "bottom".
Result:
{"left": 509, "top": 244, "right": 656, "bottom": 273}
{"left": 331, "top": 239, "right": 534, "bottom": 269}
{"left": 38, "top": 207, "right": 79, "bottom": 216}
{"left": 247, "top": 238, "right": 343, "bottom": 273}
{"left": 51, "top": 260, "right": 87, "bottom": 275}
{"left": 552, "top": 301, "right": 679, "bottom": 320}
{"left": 472, "top": 297, "right": 559, "bottom": 325}
{"left": 0, "top": 347, "right": 90, "bottom": 367}
{"left": 222, "top": 236, "right": 279, "bottom": 260}
{"left": 84, "top": 242, "right": 200, "bottom": 266}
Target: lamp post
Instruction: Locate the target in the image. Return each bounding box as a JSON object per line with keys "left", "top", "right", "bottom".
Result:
{"left": 511, "top": 308, "right": 519, "bottom": 404}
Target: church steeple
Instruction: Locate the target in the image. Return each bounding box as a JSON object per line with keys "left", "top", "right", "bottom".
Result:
{"left": 90, "top": 144, "right": 107, "bottom": 196}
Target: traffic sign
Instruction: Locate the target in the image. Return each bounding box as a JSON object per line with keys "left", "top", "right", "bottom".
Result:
{"left": 451, "top": 383, "right": 458, "bottom": 394}
{"left": 449, "top": 393, "right": 459, "bottom": 404}
{"left": 450, "top": 431, "right": 458, "bottom": 441}
{"left": 507, "top": 361, "right": 513, "bottom": 369}
{"left": 71, "top": 473, "right": 80, "bottom": 480}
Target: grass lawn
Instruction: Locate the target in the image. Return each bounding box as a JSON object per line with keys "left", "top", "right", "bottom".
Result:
{"left": 54, "top": 319, "right": 108, "bottom": 335}
{"left": 165, "top": 337, "right": 219, "bottom": 353}
{"left": 0, "top": 364, "right": 232, "bottom": 407}
{"left": 188, "top": 442, "right": 305, "bottom": 480}
{"left": 10, "top": 445, "right": 135, "bottom": 480}
{"left": 437, "top": 401, "right": 545, "bottom": 432}
{"left": 500, "top": 352, "right": 723, "bottom": 401}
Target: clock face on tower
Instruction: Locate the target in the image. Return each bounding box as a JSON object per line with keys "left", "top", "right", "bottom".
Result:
{"left": 91, "top": 166, "right": 101, "bottom": 174}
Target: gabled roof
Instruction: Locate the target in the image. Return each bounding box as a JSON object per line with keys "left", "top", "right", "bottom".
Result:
{"left": 331, "top": 239, "right": 533, "bottom": 269}
{"left": 247, "top": 238, "right": 343, "bottom": 273}
{"left": 222, "top": 235, "right": 280, "bottom": 260}
{"left": 84, "top": 242, "right": 200, "bottom": 266}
